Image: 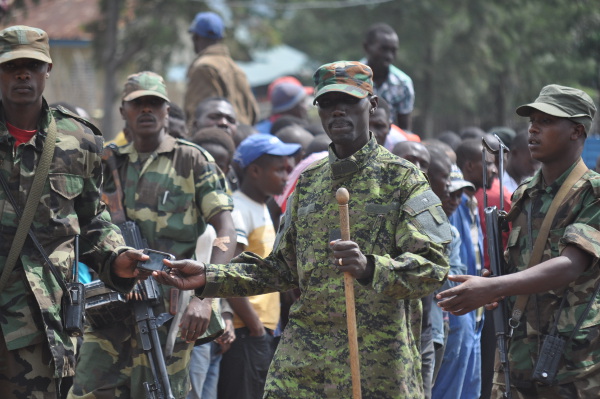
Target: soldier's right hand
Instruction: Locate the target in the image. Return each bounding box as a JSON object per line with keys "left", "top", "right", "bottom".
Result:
{"left": 152, "top": 259, "right": 206, "bottom": 290}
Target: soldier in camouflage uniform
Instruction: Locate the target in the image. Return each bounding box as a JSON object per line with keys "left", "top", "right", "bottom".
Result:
{"left": 0, "top": 26, "right": 146, "bottom": 399}
{"left": 68, "top": 72, "right": 237, "bottom": 399}
{"left": 438, "top": 84, "right": 600, "bottom": 398}
{"left": 154, "top": 61, "right": 451, "bottom": 398}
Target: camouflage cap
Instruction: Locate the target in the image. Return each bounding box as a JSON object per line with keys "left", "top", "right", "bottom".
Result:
{"left": 122, "top": 71, "right": 170, "bottom": 102}
{"left": 516, "top": 84, "right": 597, "bottom": 134}
{"left": 449, "top": 164, "right": 475, "bottom": 192}
{"left": 312, "top": 61, "right": 373, "bottom": 104}
{"left": 0, "top": 25, "right": 52, "bottom": 65}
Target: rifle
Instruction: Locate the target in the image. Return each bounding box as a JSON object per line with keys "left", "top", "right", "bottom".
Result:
{"left": 101, "top": 146, "right": 175, "bottom": 399}
{"left": 482, "top": 135, "right": 512, "bottom": 399}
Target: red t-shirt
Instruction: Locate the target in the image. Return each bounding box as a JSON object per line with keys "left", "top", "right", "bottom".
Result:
{"left": 7, "top": 122, "right": 37, "bottom": 148}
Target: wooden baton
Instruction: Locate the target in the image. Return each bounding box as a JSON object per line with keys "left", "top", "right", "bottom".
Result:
{"left": 336, "top": 187, "right": 362, "bottom": 399}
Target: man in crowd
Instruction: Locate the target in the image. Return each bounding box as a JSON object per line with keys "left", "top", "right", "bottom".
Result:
{"left": 255, "top": 78, "right": 310, "bottom": 134}
{"left": 184, "top": 12, "right": 258, "bottom": 127}
{"left": 0, "top": 25, "right": 145, "bottom": 398}
{"left": 503, "top": 130, "right": 541, "bottom": 194}
{"left": 192, "top": 97, "right": 241, "bottom": 191}
{"left": 69, "top": 71, "right": 237, "bottom": 398}
{"left": 362, "top": 22, "right": 415, "bottom": 130}
{"left": 438, "top": 84, "right": 600, "bottom": 398}
{"left": 154, "top": 60, "right": 450, "bottom": 398}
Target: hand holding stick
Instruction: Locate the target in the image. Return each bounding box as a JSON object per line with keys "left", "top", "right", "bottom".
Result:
{"left": 336, "top": 187, "right": 362, "bottom": 399}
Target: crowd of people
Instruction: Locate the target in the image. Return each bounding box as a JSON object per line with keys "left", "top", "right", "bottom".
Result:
{"left": 1, "top": 9, "right": 599, "bottom": 399}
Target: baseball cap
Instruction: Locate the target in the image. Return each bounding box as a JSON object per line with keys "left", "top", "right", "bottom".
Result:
{"left": 271, "top": 82, "right": 307, "bottom": 114}
{"left": 449, "top": 164, "right": 475, "bottom": 193}
{"left": 189, "top": 12, "right": 224, "bottom": 40}
{"left": 0, "top": 25, "right": 52, "bottom": 65}
{"left": 234, "top": 134, "right": 301, "bottom": 169}
{"left": 516, "top": 84, "right": 597, "bottom": 134}
{"left": 312, "top": 61, "right": 373, "bottom": 104}
{"left": 267, "top": 76, "right": 313, "bottom": 100}
{"left": 122, "top": 71, "right": 170, "bottom": 102}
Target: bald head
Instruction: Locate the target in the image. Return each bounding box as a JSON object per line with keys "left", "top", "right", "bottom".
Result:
{"left": 276, "top": 125, "right": 314, "bottom": 152}
{"left": 455, "top": 139, "right": 482, "bottom": 170}
{"left": 392, "top": 141, "right": 431, "bottom": 173}
{"left": 426, "top": 146, "right": 452, "bottom": 200}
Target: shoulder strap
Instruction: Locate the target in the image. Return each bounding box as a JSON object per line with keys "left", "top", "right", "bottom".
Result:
{"left": 509, "top": 158, "right": 589, "bottom": 330}
{"left": 0, "top": 116, "right": 58, "bottom": 292}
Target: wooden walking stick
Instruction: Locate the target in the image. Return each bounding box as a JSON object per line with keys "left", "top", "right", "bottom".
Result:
{"left": 336, "top": 187, "right": 362, "bottom": 399}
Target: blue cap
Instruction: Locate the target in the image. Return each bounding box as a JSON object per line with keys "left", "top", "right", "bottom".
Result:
{"left": 189, "top": 12, "right": 224, "bottom": 39}
{"left": 234, "top": 134, "right": 301, "bottom": 168}
{"left": 271, "top": 82, "right": 307, "bottom": 114}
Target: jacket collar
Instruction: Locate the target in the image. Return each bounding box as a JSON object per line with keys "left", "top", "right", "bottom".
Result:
{"left": 117, "top": 133, "right": 177, "bottom": 159}
{"left": 328, "top": 133, "right": 378, "bottom": 180}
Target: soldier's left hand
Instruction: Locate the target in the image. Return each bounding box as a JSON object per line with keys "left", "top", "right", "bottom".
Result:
{"left": 330, "top": 240, "right": 374, "bottom": 281}
{"left": 180, "top": 296, "right": 212, "bottom": 343}
{"left": 436, "top": 275, "right": 504, "bottom": 315}
{"left": 112, "top": 249, "right": 151, "bottom": 279}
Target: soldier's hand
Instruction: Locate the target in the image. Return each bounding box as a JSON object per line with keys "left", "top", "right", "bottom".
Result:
{"left": 112, "top": 249, "right": 150, "bottom": 279}
{"left": 180, "top": 297, "right": 212, "bottom": 343}
{"left": 330, "top": 240, "right": 374, "bottom": 281}
{"left": 436, "top": 275, "right": 503, "bottom": 316}
{"left": 152, "top": 259, "right": 206, "bottom": 290}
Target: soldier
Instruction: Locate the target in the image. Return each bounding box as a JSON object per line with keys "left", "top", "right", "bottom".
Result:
{"left": 0, "top": 26, "right": 145, "bottom": 398}
{"left": 69, "top": 71, "right": 236, "bottom": 398}
{"left": 437, "top": 85, "right": 600, "bottom": 398}
{"left": 154, "top": 61, "right": 451, "bottom": 398}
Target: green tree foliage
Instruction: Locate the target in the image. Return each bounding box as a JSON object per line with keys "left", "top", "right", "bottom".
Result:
{"left": 279, "top": 0, "right": 600, "bottom": 137}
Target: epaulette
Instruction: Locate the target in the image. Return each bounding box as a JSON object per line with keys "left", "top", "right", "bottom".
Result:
{"left": 584, "top": 169, "right": 600, "bottom": 198}
{"left": 176, "top": 138, "right": 216, "bottom": 163}
{"left": 53, "top": 105, "right": 102, "bottom": 136}
{"left": 303, "top": 156, "right": 328, "bottom": 173}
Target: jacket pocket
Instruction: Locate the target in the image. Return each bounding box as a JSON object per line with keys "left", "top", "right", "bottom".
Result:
{"left": 46, "top": 174, "right": 84, "bottom": 232}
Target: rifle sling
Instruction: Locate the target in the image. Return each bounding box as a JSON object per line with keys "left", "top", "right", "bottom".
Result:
{"left": 0, "top": 116, "right": 61, "bottom": 293}
{"left": 509, "top": 158, "right": 588, "bottom": 329}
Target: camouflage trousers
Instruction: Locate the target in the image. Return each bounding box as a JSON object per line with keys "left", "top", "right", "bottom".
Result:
{"left": 67, "top": 319, "right": 193, "bottom": 399}
{"left": 0, "top": 334, "right": 71, "bottom": 399}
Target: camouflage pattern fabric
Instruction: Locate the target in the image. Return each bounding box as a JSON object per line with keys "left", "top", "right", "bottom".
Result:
{"left": 69, "top": 135, "right": 233, "bottom": 399}
{"left": 0, "top": 100, "right": 132, "bottom": 381}
{"left": 312, "top": 60, "right": 373, "bottom": 103}
{"left": 492, "top": 160, "right": 600, "bottom": 398}
{"left": 201, "top": 135, "right": 451, "bottom": 398}
{"left": 69, "top": 319, "right": 192, "bottom": 399}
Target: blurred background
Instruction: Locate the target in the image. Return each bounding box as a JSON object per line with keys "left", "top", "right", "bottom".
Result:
{"left": 1, "top": 0, "right": 599, "bottom": 143}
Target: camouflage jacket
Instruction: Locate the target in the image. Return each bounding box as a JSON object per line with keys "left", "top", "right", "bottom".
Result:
{"left": 501, "top": 159, "right": 600, "bottom": 387}
{"left": 0, "top": 100, "right": 133, "bottom": 378}
{"left": 201, "top": 136, "right": 451, "bottom": 398}
{"left": 103, "top": 134, "right": 233, "bottom": 259}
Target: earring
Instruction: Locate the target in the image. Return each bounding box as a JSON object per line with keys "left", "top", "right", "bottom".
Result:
{"left": 46, "top": 73, "right": 49, "bottom": 78}
{"left": 369, "top": 108, "right": 374, "bottom": 115}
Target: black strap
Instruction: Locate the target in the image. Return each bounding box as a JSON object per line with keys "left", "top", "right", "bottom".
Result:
{"left": 0, "top": 116, "right": 58, "bottom": 292}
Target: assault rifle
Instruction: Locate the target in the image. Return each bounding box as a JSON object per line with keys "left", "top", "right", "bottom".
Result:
{"left": 101, "top": 146, "right": 175, "bottom": 399}
{"left": 482, "top": 135, "right": 512, "bottom": 399}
